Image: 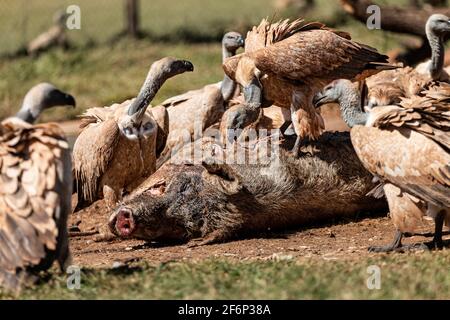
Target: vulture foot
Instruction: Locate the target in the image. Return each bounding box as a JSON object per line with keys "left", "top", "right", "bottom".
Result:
{"left": 368, "top": 230, "right": 404, "bottom": 253}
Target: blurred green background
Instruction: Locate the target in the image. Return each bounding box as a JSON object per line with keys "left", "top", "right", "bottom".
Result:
{"left": 0, "top": 0, "right": 426, "bottom": 122}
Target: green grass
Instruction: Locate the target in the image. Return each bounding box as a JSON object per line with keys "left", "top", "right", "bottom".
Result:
{"left": 0, "top": 40, "right": 225, "bottom": 121}
{"left": 0, "top": 0, "right": 276, "bottom": 54}
{"left": 0, "top": 0, "right": 411, "bottom": 54}
{"left": 1, "top": 252, "right": 449, "bottom": 299}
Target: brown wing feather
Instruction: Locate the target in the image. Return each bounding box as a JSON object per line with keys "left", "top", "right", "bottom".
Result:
{"left": 150, "top": 105, "right": 169, "bottom": 156}
{"left": 249, "top": 29, "right": 391, "bottom": 82}
{"left": 160, "top": 87, "right": 206, "bottom": 108}
{"left": 73, "top": 117, "right": 120, "bottom": 207}
{"left": 244, "top": 18, "right": 350, "bottom": 53}
{"left": 371, "top": 85, "right": 450, "bottom": 151}
{"left": 0, "top": 118, "right": 71, "bottom": 291}
{"left": 352, "top": 126, "right": 450, "bottom": 207}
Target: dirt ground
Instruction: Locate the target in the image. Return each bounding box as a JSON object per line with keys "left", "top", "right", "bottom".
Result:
{"left": 69, "top": 199, "right": 448, "bottom": 268}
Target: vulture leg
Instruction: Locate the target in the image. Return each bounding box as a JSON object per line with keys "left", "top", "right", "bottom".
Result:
{"left": 289, "top": 109, "right": 311, "bottom": 156}
{"left": 278, "top": 108, "right": 295, "bottom": 136}
{"left": 289, "top": 90, "right": 317, "bottom": 156}
{"left": 279, "top": 120, "right": 292, "bottom": 136}
{"left": 368, "top": 230, "right": 404, "bottom": 252}
{"left": 429, "top": 209, "right": 446, "bottom": 250}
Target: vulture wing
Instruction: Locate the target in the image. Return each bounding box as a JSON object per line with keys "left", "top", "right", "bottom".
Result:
{"left": 249, "top": 30, "right": 393, "bottom": 82}
{"left": 73, "top": 108, "right": 121, "bottom": 207}
{"left": 160, "top": 88, "right": 205, "bottom": 108}
{"left": 351, "top": 126, "right": 450, "bottom": 208}
{"left": 369, "top": 84, "right": 450, "bottom": 151}
{"left": 149, "top": 105, "right": 169, "bottom": 156}
{"left": 223, "top": 18, "right": 351, "bottom": 81}
{"left": 352, "top": 85, "right": 450, "bottom": 207}
{"left": 244, "top": 18, "right": 350, "bottom": 53}
{"left": 0, "top": 118, "right": 71, "bottom": 291}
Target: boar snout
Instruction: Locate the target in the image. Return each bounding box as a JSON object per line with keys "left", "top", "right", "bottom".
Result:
{"left": 109, "top": 207, "right": 136, "bottom": 237}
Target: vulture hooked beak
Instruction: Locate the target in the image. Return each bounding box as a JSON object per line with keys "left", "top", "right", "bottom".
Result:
{"left": 313, "top": 92, "right": 327, "bottom": 108}
{"left": 51, "top": 90, "right": 76, "bottom": 109}
{"left": 238, "top": 36, "right": 245, "bottom": 47}
{"left": 65, "top": 93, "right": 76, "bottom": 108}
{"left": 182, "top": 60, "right": 194, "bottom": 72}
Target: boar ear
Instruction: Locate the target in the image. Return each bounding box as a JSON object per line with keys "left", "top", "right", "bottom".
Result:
{"left": 201, "top": 161, "right": 242, "bottom": 195}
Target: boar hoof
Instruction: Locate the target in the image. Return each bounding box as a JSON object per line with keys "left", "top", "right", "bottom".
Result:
{"left": 93, "top": 225, "right": 117, "bottom": 242}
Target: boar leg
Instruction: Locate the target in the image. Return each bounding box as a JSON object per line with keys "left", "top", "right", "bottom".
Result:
{"left": 93, "top": 225, "right": 116, "bottom": 242}
{"left": 187, "top": 230, "right": 230, "bottom": 247}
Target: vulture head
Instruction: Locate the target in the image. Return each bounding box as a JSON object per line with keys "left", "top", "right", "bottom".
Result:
{"left": 426, "top": 14, "right": 450, "bottom": 38}
{"left": 16, "top": 82, "right": 76, "bottom": 123}
{"left": 314, "top": 79, "right": 359, "bottom": 107}
{"left": 222, "top": 31, "right": 245, "bottom": 55}
{"left": 121, "top": 57, "right": 194, "bottom": 140}
{"left": 314, "top": 79, "right": 369, "bottom": 128}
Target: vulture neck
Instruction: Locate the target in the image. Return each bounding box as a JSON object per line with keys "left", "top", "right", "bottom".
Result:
{"left": 128, "top": 66, "right": 168, "bottom": 116}
{"left": 338, "top": 89, "right": 368, "bottom": 128}
{"left": 427, "top": 28, "right": 445, "bottom": 81}
{"left": 16, "top": 99, "right": 40, "bottom": 124}
{"left": 221, "top": 47, "right": 238, "bottom": 102}
{"left": 15, "top": 108, "right": 36, "bottom": 124}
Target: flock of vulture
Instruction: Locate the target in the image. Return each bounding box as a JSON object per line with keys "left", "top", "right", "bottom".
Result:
{"left": 1, "top": 13, "right": 450, "bottom": 292}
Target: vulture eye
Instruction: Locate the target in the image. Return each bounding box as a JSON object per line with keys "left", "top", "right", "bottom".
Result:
{"left": 143, "top": 122, "right": 153, "bottom": 131}
{"left": 124, "top": 127, "right": 133, "bottom": 135}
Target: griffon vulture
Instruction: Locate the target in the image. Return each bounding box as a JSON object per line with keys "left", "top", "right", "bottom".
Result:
{"left": 73, "top": 57, "right": 194, "bottom": 212}
{"left": 156, "top": 32, "right": 244, "bottom": 168}
{"left": 364, "top": 14, "right": 450, "bottom": 109}
{"left": 222, "top": 18, "right": 395, "bottom": 154}
{"left": 314, "top": 79, "right": 450, "bottom": 251}
{"left": 0, "top": 83, "right": 75, "bottom": 291}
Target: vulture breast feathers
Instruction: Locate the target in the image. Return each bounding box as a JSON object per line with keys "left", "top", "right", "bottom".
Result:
{"left": 351, "top": 83, "right": 450, "bottom": 208}
{"left": 224, "top": 18, "right": 392, "bottom": 86}
{"left": 73, "top": 99, "right": 167, "bottom": 207}
{"left": 0, "top": 118, "right": 71, "bottom": 290}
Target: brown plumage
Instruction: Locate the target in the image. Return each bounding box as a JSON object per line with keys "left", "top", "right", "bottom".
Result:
{"left": 73, "top": 57, "right": 194, "bottom": 212}
{"left": 156, "top": 32, "right": 244, "bottom": 168}
{"left": 0, "top": 118, "right": 72, "bottom": 291}
{"left": 222, "top": 18, "right": 395, "bottom": 153}
{"left": 0, "top": 83, "right": 74, "bottom": 291}
{"left": 315, "top": 80, "right": 450, "bottom": 251}
{"left": 156, "top": 83, "right": 230, "bottom": 168}
{"left": 364, "top": 66, "right": 432, "bottom": 108}
{"left": 365, "top": 14, "right": 450, "bottom": 109}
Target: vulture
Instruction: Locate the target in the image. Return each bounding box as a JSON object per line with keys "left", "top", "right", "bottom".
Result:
{"left": 27, "top": 11, "right": 69, "bottom": 56}
{"left": 314, "top": 79, "right": 450, "bottom": 251}
{"left": 156, "top": 32, "right": 244, "bottom": 168}
{"left": 0, "top": 83, "right": 75, "bottom": 291}
{"left": 222, "top": 18, "right": 395, "bottom": 154}
{"left": 365, "top": 14, "right": 450, "bottom": 109}
{"left": 415, "top": 14, "right": 450, "bottom": 82}
{"left": 73, "top": 57, "right": 194, "bottom": 212}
